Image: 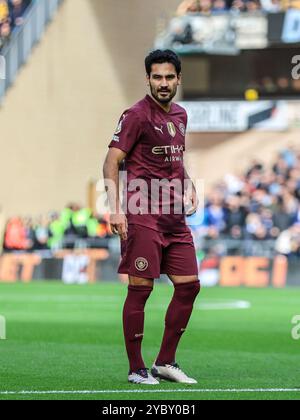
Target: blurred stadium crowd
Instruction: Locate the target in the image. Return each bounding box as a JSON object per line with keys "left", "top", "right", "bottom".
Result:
{"left": 176, "top": 0, "right": 300, "bottom": 15}
{"left": 190, "top": 147, "right": 300, "bottom": 257}
{"left": 0, "top": 0, "right": 30, "bottom": 50}
{"left": 3, "top": 205, "right": 113, "bottom": 252}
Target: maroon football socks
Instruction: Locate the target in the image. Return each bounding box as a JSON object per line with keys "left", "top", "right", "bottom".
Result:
{"left": 156, "top": 281, "right": 201, "bottom": 365}
{"left": 123, "top": 285, "right": 153, "bottom": 372}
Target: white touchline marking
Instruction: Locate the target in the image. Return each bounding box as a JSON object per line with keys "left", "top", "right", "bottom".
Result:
{"left": 0, "top": 296, "right": 251, "bottom": 311}
{"left": 0, "top": 389, "right": 299, "bottom": 395}
{"left": 150, "top": 300, "right": 252, "bottom": 311}
{"left": 197, "top": 300, "right": 251, "bottom": 310}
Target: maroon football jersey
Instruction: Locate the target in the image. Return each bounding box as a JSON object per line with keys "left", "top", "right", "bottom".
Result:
{"left": 109, "top": 95, "right": 190, "bottom": 233}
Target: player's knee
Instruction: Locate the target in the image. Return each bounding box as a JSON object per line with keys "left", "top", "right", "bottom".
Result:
{"left": 189, "top": 280, "right": 201, "bottom": 299}
{"left": 129, "top": 276, "right": 154, "bottom": 288}
{"left": 174, "top": 280, "right": 201, "bottom": 302}
{"left": 127, "top": 284, "right": 153, "bottom": 306}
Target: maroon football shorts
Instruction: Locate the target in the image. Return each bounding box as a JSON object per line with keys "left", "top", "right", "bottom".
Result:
{"left": 118, "top": 224, "right": 199, "bottom": 279}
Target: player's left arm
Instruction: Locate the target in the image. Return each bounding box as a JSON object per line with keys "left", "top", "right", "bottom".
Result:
{"left": 184, "top": 167, "right": 199, "bottom": 216}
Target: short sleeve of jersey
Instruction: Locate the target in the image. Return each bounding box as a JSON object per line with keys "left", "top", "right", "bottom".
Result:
{"left": 109, "top": 110, "right": 142, "bottom": 154}
{"left": 184, "top": 109, "right": 188, "bottom": 128}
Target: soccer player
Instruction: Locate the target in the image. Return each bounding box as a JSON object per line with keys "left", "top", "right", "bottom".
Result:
{"left": 103, "top": 50, "right": 201, "bottom": 385}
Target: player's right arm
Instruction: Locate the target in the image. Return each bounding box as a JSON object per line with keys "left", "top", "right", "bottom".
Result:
{"left": 103, "top": 147, "right": 128, "bottom": 240}
{"left": 103, "top": 109, "right": 142, "bottom": 240}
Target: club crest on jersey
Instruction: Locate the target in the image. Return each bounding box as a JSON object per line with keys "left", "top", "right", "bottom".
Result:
{"left": 135, "top": 257, "right": 149, "bottom": 272}
{"left": 167, "top": 122, "right": 176, "bottom": 138}
{"left": 179, "top": 123, "right": 186, "bottom": 136}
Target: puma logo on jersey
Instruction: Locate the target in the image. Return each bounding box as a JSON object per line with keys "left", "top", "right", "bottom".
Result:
{"left": 154, "top": 125, "right": 164, "bottom": 134}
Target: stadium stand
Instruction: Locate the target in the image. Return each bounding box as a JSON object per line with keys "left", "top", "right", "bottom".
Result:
{"left": 192, "top": 146, "right": 300, "bottom": 238}
{"left": 188, "top": 146, "right": 300, "bottom": 257}
{"left": 176, "top": 0, "right": 299, "bottom": 15}
{"left": 2, "top": 205, "right": 113, "bottom": 252}
{"left": 0, "top": 0, "right": 63, "bottom": 104}
{"left": 0, "top": 0, "right": 30, "bottom": 50}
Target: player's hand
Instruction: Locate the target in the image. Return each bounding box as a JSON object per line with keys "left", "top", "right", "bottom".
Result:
{"left": 184, "top": 186, "right": 199, "bottom": 217}
{"left": 110, "top": 213, "right": 128, "bottom": 241}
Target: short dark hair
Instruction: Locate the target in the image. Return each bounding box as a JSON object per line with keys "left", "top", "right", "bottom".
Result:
{"left": 145, "top": 50, "right": 182, "bottom": 77}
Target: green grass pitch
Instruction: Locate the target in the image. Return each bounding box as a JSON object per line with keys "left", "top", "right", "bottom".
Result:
{"left": 0, "top": 282, "right": 299, "bottom": 400}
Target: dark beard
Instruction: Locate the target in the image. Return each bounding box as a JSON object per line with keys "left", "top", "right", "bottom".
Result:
{"left": 150, "top": 85, "right": 177, "bottom": 105}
